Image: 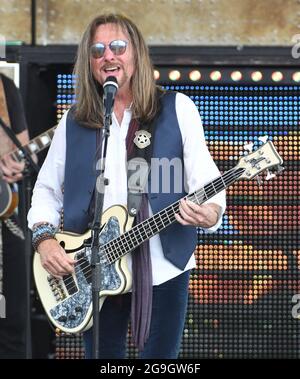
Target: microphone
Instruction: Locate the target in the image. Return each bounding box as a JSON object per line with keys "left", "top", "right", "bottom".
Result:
{"left": 103, "top": 76, "right": 118, "bottom": 117}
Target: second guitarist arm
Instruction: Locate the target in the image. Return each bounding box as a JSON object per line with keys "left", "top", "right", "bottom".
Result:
{"left": 0, "top": 130, "right": 37, "bottom": 184}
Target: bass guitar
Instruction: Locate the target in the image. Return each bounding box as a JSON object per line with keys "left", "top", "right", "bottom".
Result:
{"left": 33, "top": 139, "right": 283, "bottom": 334}
{"left": 0, "top": 126, "right": 56, "bottom": 219}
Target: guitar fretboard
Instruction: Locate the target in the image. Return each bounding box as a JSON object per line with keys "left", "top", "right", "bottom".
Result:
{"left": 102, "top": 166, "right": 245, "bottom": 264}
{"left": 9, "top": 126, "right": 56, "bottom": 162}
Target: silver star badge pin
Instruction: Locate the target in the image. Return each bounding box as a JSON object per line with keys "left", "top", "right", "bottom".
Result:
{"left": 133, "top": 130, "right": 151, "bottom": 149}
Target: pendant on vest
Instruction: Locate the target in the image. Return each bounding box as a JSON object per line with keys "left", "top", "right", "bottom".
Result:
{"left": 133, "top": 130, "right": 151, "bottom": 149}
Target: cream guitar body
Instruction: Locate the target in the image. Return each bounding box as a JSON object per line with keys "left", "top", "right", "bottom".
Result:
{"left": 33, "top": 205, "right": 134, "bottom": 334}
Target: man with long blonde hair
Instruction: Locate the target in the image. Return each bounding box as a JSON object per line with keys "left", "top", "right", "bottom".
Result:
{"left": 28, "top": 13, "right": 226, "bottom": 358}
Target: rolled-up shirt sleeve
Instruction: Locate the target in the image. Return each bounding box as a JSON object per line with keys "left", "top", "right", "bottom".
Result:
{"left": 27, "top": 111, "right": 68, "bottom": 230}
{"left": 176, "top": 92, "right": 226, "bottom": 233}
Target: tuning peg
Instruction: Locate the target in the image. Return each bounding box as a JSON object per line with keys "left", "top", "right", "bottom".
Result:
{"left": 256, "top": 175, "right": 263, "bottom": 186}
{"left": 275, "top": 165, "right": 285, "bottom": 173}
{"left": 265, "top": 169, "right": 276, "bottom": 181}
{"left": 258, "top": 135, "right": 269, "bottom": 144}
{"left": 244, "top": 142, "right": 254, "bottom": 153}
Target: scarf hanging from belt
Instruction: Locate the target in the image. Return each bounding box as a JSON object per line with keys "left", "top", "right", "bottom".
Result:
{"left": 126, "top": 116, "right": 157, "bottom": 351}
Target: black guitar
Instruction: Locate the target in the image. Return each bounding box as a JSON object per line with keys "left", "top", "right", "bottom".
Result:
{"left": 0, "top": 126, "right": 56, "bottom": 219}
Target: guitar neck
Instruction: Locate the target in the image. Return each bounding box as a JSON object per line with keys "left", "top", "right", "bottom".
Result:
{"left": 104, "top": 166, "right": 245, "bottom": 263}
{"left": 8, "top": 126, "right": 56, "bottom": 162}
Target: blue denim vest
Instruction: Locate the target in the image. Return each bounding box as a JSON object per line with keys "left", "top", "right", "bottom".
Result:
{"left": 63, "top": 92, "right": 197, "bottom": 269}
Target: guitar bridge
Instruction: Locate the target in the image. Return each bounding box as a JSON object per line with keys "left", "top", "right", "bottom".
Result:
{"left": 47, "top": 276, "right": 67, "bottom": 302}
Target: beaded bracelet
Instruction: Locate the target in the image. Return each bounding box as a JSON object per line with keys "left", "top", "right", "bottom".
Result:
{"left": 32, "top": 222, "right": 57, "bottom": 251}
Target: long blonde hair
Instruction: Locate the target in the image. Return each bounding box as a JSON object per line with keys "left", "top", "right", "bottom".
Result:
{"left": 73, "top": 14, "right": 161, "bottom": 128}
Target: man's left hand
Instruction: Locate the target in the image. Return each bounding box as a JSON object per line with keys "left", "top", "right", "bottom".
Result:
{"left": 175, "top": 199, "right": 221, "bottom": 228}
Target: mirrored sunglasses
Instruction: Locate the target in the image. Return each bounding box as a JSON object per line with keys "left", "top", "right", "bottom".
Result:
{"left": 90, "top": 40, "right": 128, "bottom": 58}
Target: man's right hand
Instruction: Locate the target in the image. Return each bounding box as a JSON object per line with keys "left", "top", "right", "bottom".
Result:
{"left": 37, "top": 239, "right": 75, "bottom": 278}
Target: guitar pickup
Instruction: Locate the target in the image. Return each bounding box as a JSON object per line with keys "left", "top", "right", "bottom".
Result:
{"left": 80, "top": 256, "right": 92, "bottom": 285}
{"left": 63, "top": 274, "right": 78, "bottom": 296}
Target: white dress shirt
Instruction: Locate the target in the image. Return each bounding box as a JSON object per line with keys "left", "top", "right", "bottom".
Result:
{"left": 28, "top": 92, "right": 226, "bottom": 285}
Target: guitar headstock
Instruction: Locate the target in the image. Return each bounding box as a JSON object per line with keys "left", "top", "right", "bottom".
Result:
{"left": 236, "top": 140, "right": 284, "bottom": 181}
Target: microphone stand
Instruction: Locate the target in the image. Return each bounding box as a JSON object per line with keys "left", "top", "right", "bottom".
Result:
{"left": 90, "top": 112, "right": 111, "bottom": 359}
{"left": 0, "top": 116, "right": 40, "bottom": 359}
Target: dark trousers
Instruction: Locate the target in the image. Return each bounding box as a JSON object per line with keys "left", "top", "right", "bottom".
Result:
{"left": 84, "top": 270, "right": 190, "bottom": 359}
{"left": 0, "top": 222, "right": 26, "bottom": 359}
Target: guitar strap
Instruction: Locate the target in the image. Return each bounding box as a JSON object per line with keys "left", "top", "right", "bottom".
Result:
{"left": 126, "top": 123, "right": 152, "bottom": 217}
